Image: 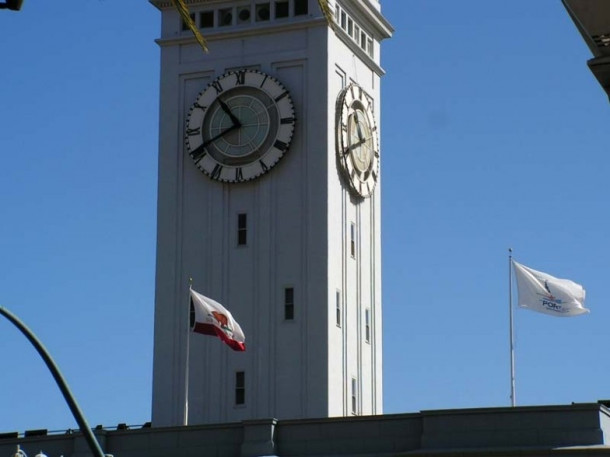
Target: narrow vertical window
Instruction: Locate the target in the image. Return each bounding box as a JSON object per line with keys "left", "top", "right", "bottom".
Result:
{"left": 284, "top": 287, "right": 294, "bottom": 320}
{"left": 294, "top": 0, "right": 308, "bottom": 16}
{"left": 351, "top": 377, "right": 357, "bottom": 414}
{"left": 350, "top": 223, "right": 356, "bottom": 258}
{"left": 235, "top": 371, "right": 245, "bottom": 405}
{"left": 365, "top": 308, "right": 370, "bottom": 343}
{"left": 237, "top": 213, "right": 247, "bottom": 246}
{"left": 336, "top": 291, "right": 341, "bottom": 327}
{"left": 275, "top": 0, "right": 289, "bottom": 18}
{"left": 218, "top": 7, "right": 233, "bottom": 27}
{"left": 200, "top": 11, "right": 214, "bottom": 28}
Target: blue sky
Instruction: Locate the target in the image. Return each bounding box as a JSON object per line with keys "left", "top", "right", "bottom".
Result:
{"left": 1, "top": 0, "right": 609, "bottom": 434}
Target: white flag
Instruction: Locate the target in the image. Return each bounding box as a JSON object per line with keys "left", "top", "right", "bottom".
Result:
{"left": 512, "top": 260, "right": 588, "bottom": 317}
{"left": 190, "top": 288, "right": 246, "bottom": 351}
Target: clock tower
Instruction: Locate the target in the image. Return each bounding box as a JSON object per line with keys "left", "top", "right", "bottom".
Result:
{"left": 150, "top": 0, "right": 392, "bottom": 426}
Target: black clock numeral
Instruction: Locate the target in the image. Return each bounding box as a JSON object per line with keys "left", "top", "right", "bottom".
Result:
{"left": 210, "top": 164, "right": 223, "bottom": 180}
{"left": 274, "top": 140, "right": 289, "bottom": 152}
{"left": 259, "top": 74, "right": 268, "bottom": 88}
{"left": 275, "top": 91, "right": 289, "bottom": 102}
{"left": 280, "top": 117, "right": 296, "bottom": 125}
{"left": 235, "top": 167, "right": 244, "bottom": 181}
{"left": 186, "top": 127, "right": 201, "bottom": 136}
{"left": 235, "top": 71, "right": 246, "bottom": 85}
{"left": 211, "top": 80, "right": 224, "bottom": 94}
{"left": 191, "top": 145, "right": 207, "bottom": 162}
{"left": 193, "top": 102, "right": 207, "bottom": 111}
{"left": 259, "top": 159, "right": 269, "bottom": 173}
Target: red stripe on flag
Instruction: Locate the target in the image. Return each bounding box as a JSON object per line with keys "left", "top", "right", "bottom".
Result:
{"left": 193, "top": 323, "right": 246, "bottom": 352}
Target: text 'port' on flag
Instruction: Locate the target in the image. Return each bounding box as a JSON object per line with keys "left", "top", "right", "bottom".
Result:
{"left": 190, "top": 288, "right": 246, "bottom": 351}
{"left": 512, "top": 260, "right": 589, "bottom": 317}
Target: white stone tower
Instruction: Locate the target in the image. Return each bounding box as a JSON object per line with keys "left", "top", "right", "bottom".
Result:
{"left": 150, "top": 0, "right": 392, "bottom": 426}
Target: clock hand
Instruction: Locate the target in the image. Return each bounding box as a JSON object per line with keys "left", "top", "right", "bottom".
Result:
{"left": 353, "top": 111, "right": 365, "bottom": 142}
{"left": 202, "top": 124, "right": 239, "bottom": 148}
{"left": 218, "top": 98, "right": 242, "bottom": 127}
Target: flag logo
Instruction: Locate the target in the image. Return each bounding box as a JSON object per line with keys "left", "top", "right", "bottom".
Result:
{"left": 512, "top": 260, "right": 589, "bottom": 317}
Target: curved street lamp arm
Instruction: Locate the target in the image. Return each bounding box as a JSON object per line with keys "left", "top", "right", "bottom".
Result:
{"left": 0, "top": 306, "right": 107, "bottom": 457}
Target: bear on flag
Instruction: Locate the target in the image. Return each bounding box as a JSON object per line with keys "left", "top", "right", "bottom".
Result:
{"left": 190, "top": 288, "right": 246, "bottom": 351}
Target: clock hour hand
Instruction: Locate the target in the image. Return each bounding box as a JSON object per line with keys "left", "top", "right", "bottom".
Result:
{"left": 202, "top": 124, "right": 239, "bottom": 148}
{"left": 353, "top": 111, "right": 365, "bottom": 142}
{"left": 218, "top": 99, "right": 241, "bottom": 127}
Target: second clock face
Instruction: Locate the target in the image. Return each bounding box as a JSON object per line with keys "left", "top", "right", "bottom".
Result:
{"left": 186, "top": 70, "right": 296, "bottom": 183}
{"left": 336, "top": 83, "right": 380, "bottom": 198}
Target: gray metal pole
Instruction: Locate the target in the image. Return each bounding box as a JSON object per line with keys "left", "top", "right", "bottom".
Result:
{"left": 508, "top": 249, "right": 516, "bottom": 407}
{"left": 0, "top": 306, "right": 107, "bottom": 457}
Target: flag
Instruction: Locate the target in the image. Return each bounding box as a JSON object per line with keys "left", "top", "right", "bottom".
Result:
{"left": 512, "top": 260, "right": 588, "bottom": 317}
{"left": 190, "top": 288, "right": 246, "bottom": 351}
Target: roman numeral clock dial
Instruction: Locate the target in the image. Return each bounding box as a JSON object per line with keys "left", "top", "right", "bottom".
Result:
{"left": 336, "top": 83, "right": 380, "bottom": 198}
{"left": 185, "top": 70, "right": 296, "bottom": 183}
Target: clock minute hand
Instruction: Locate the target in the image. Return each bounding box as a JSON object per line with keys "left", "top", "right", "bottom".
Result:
{"left": 202, "top": 124, "right": 239, "bottom": 148}
{"left": 218, "top": 99, "right": 242, "bottom": 127}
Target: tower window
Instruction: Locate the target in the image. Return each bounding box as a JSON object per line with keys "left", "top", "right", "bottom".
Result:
{"left": 365, "top": 308, "right": 370, "bottom": 343}
{"left": 237, "top": 213, "right": 247, "bottom": 246}
{"left": 237, "top": 6, "right": 251, "bottom": 24}
{"left": 256, "top": 3, "right": 271, "bottom": 21}
{"left": 275, "top": 1, "right": 289, "bottom": 18}
{"left": 294, "top": 0, "right": 308, "bottom": 16}
{"left": 336, "top": 290, "right": 341, "bottom": 327}
{"left": 350, "top": 223, "right": 356, "bottom": 258}
{"left": 351, "top": 377, "right": 358, "bottom": 414}
{"left": 235, "top": 371, "right": 245, "bottom": 405}
{"left": 218, "top": 8, "right": 233, "bottom": 26}
{"left": 284, "top": 287, "right": 294, "bottom": 320}
{"left": 200, "top": 11, "right": 214, "bottom": 28}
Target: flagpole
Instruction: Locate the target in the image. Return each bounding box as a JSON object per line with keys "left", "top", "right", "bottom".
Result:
{"left": 508, "top": 248, "right": 516, "bottom": 407}
{"left": 184, "top": 278, "right": 193, "bottom": 426}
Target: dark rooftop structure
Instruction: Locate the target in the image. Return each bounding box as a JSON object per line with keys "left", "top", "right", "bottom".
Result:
{"left": 3, "top": 403, "right": 610, "bottom": 457}
{"left": 563, "top": 0, "right": 610, "bottom": 101}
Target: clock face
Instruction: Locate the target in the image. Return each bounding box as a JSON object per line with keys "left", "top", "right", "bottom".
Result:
{"left": 336, "top": 83, "right": 379, "bottom": 198}
{"left": 186, "top": 70, "right": 296, "bottom": 183}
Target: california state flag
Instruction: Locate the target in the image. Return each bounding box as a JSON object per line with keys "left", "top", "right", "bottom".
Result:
{"left": 190, "top": 288, "right": 246, "bottom": 351}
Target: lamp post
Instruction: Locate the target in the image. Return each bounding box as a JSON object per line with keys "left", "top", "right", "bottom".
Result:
{"left": 0, "top": 307, "right": 110, "bottom": 457}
